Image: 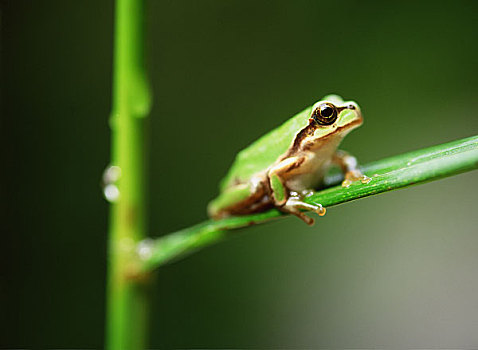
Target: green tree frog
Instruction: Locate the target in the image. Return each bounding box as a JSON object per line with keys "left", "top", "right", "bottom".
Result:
{"left": 208, "top": 95, "right": 370, "bottom": 225}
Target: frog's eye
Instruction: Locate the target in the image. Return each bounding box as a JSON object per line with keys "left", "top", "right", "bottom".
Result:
{"left": 312, "top": 103, "right": 338, "bottom": 125}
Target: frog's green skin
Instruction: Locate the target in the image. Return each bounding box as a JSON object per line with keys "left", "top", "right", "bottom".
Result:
{"left": 208, "top": 95, "right": 369, "bottom": 225}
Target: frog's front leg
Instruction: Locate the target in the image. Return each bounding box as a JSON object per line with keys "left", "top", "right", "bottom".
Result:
{"left": 332, "top": 150, "right": 371, "bottom": 188}
{"left": 268, "top": 156, "right": 325, "bottom": 225}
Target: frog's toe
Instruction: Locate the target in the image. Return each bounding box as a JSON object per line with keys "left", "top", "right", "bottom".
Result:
{"left": 341, "top": 170, "right": 371, "bottom": 188}
{"left": 298, "top": 212, "right": 315, "bottom": 226}
{"left": 305, "top": 200, "right": 326, "bottom": 216}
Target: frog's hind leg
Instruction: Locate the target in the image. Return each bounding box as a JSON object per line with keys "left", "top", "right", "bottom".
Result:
{"left": 208, "top": 183, "right": 250, "bottom": 219}
{"left": 207, "top": 181, "right": 269, "bottom": 219}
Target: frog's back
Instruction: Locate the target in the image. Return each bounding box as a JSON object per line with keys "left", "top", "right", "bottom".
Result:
{"left": 219, "top": 106, "right": 312, "bottom": 191}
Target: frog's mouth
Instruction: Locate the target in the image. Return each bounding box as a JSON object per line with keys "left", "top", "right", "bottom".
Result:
{"left": 337, "top": 104, "right": 363, "bottom": 128}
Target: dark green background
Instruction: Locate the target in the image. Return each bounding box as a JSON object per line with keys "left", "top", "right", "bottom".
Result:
{"left": 2, "top": 0, "right": 478, "bottom": 348}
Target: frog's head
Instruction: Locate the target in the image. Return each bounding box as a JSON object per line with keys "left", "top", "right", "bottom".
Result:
{"left": 308, "top": 94, "right": 363, "bottom": 140}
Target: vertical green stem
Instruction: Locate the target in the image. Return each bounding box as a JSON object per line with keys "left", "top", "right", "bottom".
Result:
{"left": 106, "top": 0, "right": 151, "bottom": 348}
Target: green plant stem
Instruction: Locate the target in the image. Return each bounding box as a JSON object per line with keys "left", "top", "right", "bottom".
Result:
{"left": 138, "top": 135, "right": 478, "bottom": 272}
{"left": 106, "top": 0, "right": 151, "bottom": 349}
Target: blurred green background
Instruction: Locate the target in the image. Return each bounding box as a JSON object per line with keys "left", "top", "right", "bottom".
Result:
{"left": 2, "top": 0, "right": 478, "bottom": 348}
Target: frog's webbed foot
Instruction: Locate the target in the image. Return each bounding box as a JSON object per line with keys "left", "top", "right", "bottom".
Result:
{"left": 333, "top": 150, "right": 371, "bottom": 188}
{"left": 281, "top": 195, "right": 326, "bottom": 226}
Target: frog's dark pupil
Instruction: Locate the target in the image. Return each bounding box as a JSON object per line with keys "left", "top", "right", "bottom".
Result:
{"left": 320, "top": 105, "right": 333, "bottom": 118}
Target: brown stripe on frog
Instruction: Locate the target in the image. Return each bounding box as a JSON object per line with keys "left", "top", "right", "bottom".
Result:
{"left": 301, "top": 117, "right": 363, "bottom": 152}
{"left": 280, "top": 120, "right": 317, "bottom": 159}
{"left": 279, "top": 113, "right": 363, "bottom": 158}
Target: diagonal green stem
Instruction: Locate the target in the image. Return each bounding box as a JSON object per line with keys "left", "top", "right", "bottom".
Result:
{"left": 105, "top": 0, "right": 151, "bottom": 348}
{"left": 138, "top": 135, "right": 478, "bottom": 272}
